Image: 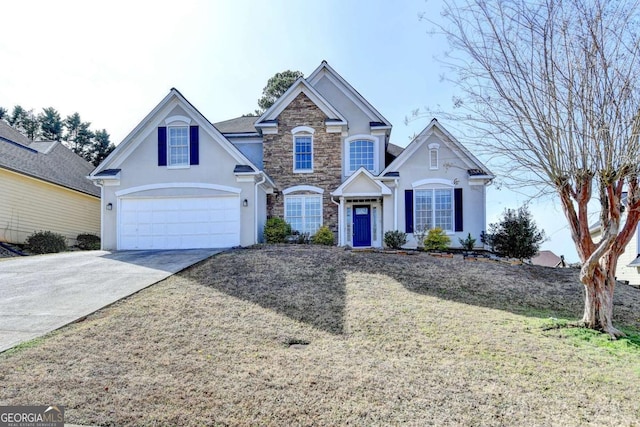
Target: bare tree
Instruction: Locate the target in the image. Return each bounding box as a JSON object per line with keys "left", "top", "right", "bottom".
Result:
{"left": 432, "top": 0, "right": 640, "bottom": 336}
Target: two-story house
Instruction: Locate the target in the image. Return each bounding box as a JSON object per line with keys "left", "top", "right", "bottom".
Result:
{"left": 90, "top": 61, "right": 493, "bottom": 250}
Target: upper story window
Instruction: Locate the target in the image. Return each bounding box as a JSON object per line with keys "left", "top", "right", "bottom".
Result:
{"left": 168, "top": 126, "right": 189, "bottom": 167}
{"left": 292, "top": 126, "right": 314, "bottom": 173}
{"left": 346, "top": 135, "right": 378, "bottom": 174}
{"left": 429, "top": 143, "right": 440, "bottom": 170}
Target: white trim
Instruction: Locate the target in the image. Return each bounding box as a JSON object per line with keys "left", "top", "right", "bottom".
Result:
{"left": 307, "top": 62, "right": 392, "bottom": 127}
{"left": 414, "top": 187, "right": 455, "bottom": 233}
{"left": 381, "top": 119, "right": 494, "bottom": 180}
{"left": 92, "top": 89, "right": 260, "bottom": 176}
{"left": 256, "top": 78, "right": 347, "bottom": 125}
{"left": 412, "top": 178, "right": 455, "bottom": 188}
{"left": 292, "top": 126, "right": 315, "bottom": 135}
{"left": 115, "top": 182, "right": 241, "bottom": 197}
{"left": 283, "top": 185, "right": 324, "bottom": 195}
{"left": 167, "top": 124, "right": 190, "bottom": 167}
{"left": 332, "top": 167, "right": 392, "bottom": 197}
{"left": 284, "top": 193, "right": 324, "bottom": 234}
{"left": 165, "top": 115, "right": 191, "bottom": 125}
{"left": 345, "top": 134, "right": 379, "bottom": 175}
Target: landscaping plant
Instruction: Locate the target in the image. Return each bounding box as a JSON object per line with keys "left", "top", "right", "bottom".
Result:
{"left": 423, "top": 227, "right": 451, "bottom": 251}
{"left": 458, "top": 233, "right": 476, "bottom": 251}
{"left": 264, "top": 217, "right": 292, "bottom": 243}
{"left": 25, "top": 230, "right": 68, "bottom": 254}
{"left": 384, "top": 230, "right": 407, "bottom": 249}
{"left": 311, "top": 226, "right": 334, "bottom": 245}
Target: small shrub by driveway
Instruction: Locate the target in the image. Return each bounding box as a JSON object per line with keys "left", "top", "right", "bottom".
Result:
{"left": 0, "top": 246, "right": 639, "bottom": 426}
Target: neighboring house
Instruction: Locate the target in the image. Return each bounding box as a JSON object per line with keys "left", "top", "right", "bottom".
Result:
{"left": 90, "top": 61, "right": 493, "bottom": 250}
{"left": 0, "top": 120, "right": 100, "bottom": 245}
{"left": 590, "top": 207, "right": 640, "bottom": 286}
{"left": 530, "top": 250, "right": 567, "bottom": 268}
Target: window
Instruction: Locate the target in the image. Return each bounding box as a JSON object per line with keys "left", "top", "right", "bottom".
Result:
{"left": 294, "top": 135, "right": 313, "bottom": 171}
{"left": 168, "top": 126, "right": 189, "bottom": 166}
{"left": 349, "top": 139, "right": 375, "bottom": 172}
{"left": 415, "top": 188, "right": 453, "bottom": 231}
{"left": 428, "top": 143, "right": 440, "bottom": 170}
{"left": 285, "top": 195, "right": 322, "bottom": 234}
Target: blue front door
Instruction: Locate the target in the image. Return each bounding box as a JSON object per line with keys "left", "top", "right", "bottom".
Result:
{"left": 353, "top": 205, "right": 371, "bottom": 247}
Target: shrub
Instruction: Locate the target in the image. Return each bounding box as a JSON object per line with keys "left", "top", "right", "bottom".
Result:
{"left": 76, "top": 233, "right": 101, "bottom": 250}
{"left": 311, "top": 226, "right": 334, "bottom": 245}
{"left": 264, "top": 217, "right": 292, "bottom": 243}
{"left": 412, "top": 225, "right": 429, "bottom": 248}
{"left": 458, "top": 233, "right": 476, "bottom": 251}
{"left": 423, "top": 227, "right": 451, "bottom": 251}
{"left": 25, "top": 230, "right": 68, "bottom": 254}
{"left": 384, "top": 230, "right": 407, "bottom": 249}
{"left": 486, "top": 204, "right": 546, "bottom": 259}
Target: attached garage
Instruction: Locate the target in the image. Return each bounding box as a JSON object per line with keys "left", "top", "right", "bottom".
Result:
{"left": 118, "top": 195, "right": 240, "bottom": 250}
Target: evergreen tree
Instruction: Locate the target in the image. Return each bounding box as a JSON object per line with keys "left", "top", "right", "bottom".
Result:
{"left": 0, "top": 107, "right": 7, "bottom": 121}
{"left": 64, "top": 113, "right": 94, "bottom": 157}
{"left": 39, "top": 107, "right": 63, "bottom": 141}
{"left": 257, "top": 70, "right": 304, "bottom": 113}
{"left": 486, "top": 205, "right": 545, "bottom": 260}
{"left": 91, "top": 129, "right": 115, "bottom": 166}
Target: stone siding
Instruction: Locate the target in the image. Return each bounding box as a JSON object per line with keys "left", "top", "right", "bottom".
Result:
{"left": 263, "top": 93, "right": 342, "bottom": 233}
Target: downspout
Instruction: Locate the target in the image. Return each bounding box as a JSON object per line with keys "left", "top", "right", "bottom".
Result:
{"left": 393, "top": 178, "right": 399, "bottom": 230}
{"left": 254, "top": 173, "right": 266, "bottom": 244}
{"left": 330, "top": 196, "right": 341, "bottom": 246}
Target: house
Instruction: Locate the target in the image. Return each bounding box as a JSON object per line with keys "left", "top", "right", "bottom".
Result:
{"left": 530, "top": 250, "right": 567, "bottom": 268}
{"left": 590, "top": 207, "right": 640, "bottom": 286}
{"left": 0, "top": 120, "right": 100, "bottom": 245}
{"left": 90, "top": 61, "right": 493, "bottom": 250}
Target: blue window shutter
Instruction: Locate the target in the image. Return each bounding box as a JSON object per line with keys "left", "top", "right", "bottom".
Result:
{"left": 190, "top": 125, "right": 199, "bottom": 165}
{"left": 158, "top": 127, "right": 167, "bottom": 166}
{"left": 405, "top": 189, "right": 414, "bottom": 233}
{"left": 454, "top": 188, "right": 463, "bottom": 232}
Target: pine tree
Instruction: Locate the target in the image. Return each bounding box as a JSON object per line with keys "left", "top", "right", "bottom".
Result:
{"left": 486, "top": 205, "right": 545, "bottom": 260}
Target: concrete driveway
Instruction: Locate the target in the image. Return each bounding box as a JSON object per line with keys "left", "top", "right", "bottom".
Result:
{"left": 0, "top": 249, "right": 221, "bottom": 353}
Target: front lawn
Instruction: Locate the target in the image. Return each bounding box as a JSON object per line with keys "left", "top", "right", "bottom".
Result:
{"left": 1, "top": 246, "right": 639, "bottom": 426}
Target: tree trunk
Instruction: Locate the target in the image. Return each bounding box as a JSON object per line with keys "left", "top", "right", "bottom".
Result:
{"left": 581, "top": 264, "right": 623, "bottom": 338}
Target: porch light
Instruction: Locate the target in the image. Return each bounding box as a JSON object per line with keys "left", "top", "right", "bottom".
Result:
{"left": 243, "top": 199, "right": 248, "bottom": 207}
{"left": 106, "top": 203, "right": 113, "bottom": 211}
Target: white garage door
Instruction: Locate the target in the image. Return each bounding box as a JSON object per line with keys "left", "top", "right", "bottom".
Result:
{"left": 119, "top": 196, "right": 240, "bottom": 250}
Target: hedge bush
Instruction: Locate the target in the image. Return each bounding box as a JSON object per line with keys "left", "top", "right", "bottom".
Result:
{"left": 25, "top": 230, "right": 68, "bottom": 254}
{"left": 311, "top": 226, "right": 334, "bottom": 245}
{"left": 384, "top": 230, "right": 407, "bottom": 249}
{"left": 423, "top": 227, "right": 451, "bottom": 251}
{"left": 77, "top": 233, "right": 101, "bottom": 250}
{"left": 264, "top": 217, "right": 292, "bottom": 243}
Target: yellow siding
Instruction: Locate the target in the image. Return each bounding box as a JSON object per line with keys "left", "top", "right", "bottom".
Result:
{"left": 0, "top": 168, "right": 100, "bottom": 245}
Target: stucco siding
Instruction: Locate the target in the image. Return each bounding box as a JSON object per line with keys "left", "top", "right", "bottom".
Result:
{"left": 100, "top": 105, "right": 258, "bottom": 250}
{"left": 393, "top": 133, "right": 487, "bottom": 248}
{"left": 0, "top": 168, "right": 100, "bottom": 245}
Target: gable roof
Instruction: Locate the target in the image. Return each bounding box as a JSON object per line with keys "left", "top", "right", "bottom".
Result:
{"left": 255, "top": 78, "right": 347, "bottom": 126}
{"left": 214, "top": 116, "right": 259, "bottom": 135}
{"left": 332, "top": 167, "right": 392, "bottom": 197}
{"left": 307, "top": 61, "right": 392, "bottom": 128}
{"left": 92, "top": 88, "right": 261, "bottom": 176}
{"left": 0, "top": 120, "right": 99, "bottom": 197}
{"left": 382, "top": 118, "right": 494, "bottom": 179}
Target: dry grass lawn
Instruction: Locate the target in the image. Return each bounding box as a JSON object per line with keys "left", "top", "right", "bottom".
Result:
{"left": 1, "top": 245, "right": 640, "bottom": 426}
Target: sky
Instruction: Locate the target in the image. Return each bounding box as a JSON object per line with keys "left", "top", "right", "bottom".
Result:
{"left": 1, "top": 0, "right": 582, "bottom": 261}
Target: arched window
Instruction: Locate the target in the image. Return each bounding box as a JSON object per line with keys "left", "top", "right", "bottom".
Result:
{"left": 346, "top": 136, "right": 378, "bottom": 173}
